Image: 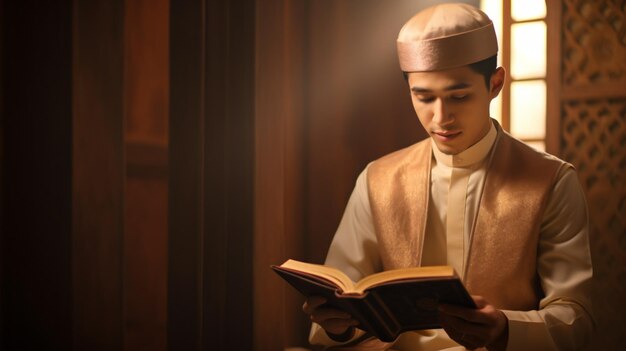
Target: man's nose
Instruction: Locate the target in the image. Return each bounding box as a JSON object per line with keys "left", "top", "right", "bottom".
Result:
{"left": 432, "top": 98, "right": 454, "bottom": 125}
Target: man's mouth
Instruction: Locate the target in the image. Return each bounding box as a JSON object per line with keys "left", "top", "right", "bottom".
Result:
{"left": 433, "top": 130, "right": 462, "bottom": 141}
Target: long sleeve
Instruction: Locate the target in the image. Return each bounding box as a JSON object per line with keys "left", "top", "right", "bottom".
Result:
{"left": 502, "top": 167, "right": 594, "bottom": 351}
{"left": 309, "top": 166, "right": 594, "bottom": 350}
{"left": 325, "top": 167, "right": 382, "bottom": 281}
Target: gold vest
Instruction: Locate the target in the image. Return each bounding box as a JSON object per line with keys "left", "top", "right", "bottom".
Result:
{"left": 367, "top": 129, "right": 570, "bottom": 310}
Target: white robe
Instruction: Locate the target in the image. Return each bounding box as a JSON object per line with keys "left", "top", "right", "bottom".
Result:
{"left": 310, "top": 122, "right": 594, "bottom": 350}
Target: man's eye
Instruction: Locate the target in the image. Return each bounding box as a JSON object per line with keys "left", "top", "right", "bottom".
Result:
{"left": 451, "top": 94, "right": 468, "bottom": 100}
{"left": 416, "top": 96, "right": 435, "bottom": 103}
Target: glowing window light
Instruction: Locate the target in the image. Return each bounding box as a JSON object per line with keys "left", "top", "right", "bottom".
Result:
{"left": 510, "top": 80, "right": 546, "bottom": 140}
{"left": 512, "top": 0, "right": 547, "bottom": 21}
{"left": 511, "top": 21, "right": 547, "bottom": 80}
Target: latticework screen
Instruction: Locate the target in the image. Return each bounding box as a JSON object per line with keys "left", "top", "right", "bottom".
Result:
{"left": 559, "top": 1, "right": 626, "bottom": 349}
{"left": 561, "top": 98, "right": 626, "bottom": 349}
{"left": 562, "top": 1, "right": 625, "bottom": 86}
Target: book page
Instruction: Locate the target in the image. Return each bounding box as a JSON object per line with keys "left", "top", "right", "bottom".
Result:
{"left": 353, "top": 265, "right": 456, "bottom": 294}
{"left": 279, "top": 259, "right": 355, "bottom": 292}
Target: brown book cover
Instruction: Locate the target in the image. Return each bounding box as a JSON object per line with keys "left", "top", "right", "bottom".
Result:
{"left": 271, "top": 259, "right": 476, "bottom": 342}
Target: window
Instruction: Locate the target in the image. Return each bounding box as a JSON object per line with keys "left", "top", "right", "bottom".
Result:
{"left": 481, "top": 0, "right": 548, "bottom": 151}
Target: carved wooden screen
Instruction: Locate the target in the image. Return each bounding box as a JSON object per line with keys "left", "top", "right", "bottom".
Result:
{"left": 547, "top": 1, "right": 626, "bottom": 349}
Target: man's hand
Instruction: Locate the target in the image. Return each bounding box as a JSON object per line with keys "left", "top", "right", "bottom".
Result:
{"left": 438, "top": 295, "right": 509, "bottom": 351}
{"left": 302, "top": 296, "right": 359, "bottom": 341}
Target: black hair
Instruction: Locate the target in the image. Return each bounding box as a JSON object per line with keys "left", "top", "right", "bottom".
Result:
{"left": 402, "top": 55, "right": 498, "bottom": 89}
{"left": 468, "top": 55, "right": 498, "bottom": 88}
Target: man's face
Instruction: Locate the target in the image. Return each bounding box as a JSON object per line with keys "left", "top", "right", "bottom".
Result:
{"left": 407, "top": 66, "right": 503, "bottom": 155}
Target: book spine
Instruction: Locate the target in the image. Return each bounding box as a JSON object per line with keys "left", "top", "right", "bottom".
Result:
{"left": 368, "top": 291, "right": 402, "bottom": 341}
{"left": 336, "top": 296, "right": 380, "bottom": 338}
{"left": 353, "top": 293, "right": 399, "bottom": 342}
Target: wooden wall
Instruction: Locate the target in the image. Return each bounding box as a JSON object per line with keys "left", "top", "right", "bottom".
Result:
{"left": 123, "top": 0, "right": 170, "bottom": 348}
{"left": 1, "top": 1, "right": 73, "bottom": 349}
{"left": 1, "top": 0, "right": 169, "bottom": 349}
{"left": 254, "top": 1, "right": 308, "bottom": 348}
{"left": 72, "top": 1, "right": 126, "bottom": 349}
{"left": 168, "top": 0, "right": 256, "bottom": 350}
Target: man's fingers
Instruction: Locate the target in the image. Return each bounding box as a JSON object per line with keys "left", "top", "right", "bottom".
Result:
{"left": 439, "top": 313, "right": 488, "bottom": 349}
{"left": 310, "top": 306, "right": 352, "bottom": 323}
{"left": 439, "top": 303, "right": 483, "bottom": 323}
{"left": 439, "top": 312, "right": 486, "bottom": 337}
{"left": 438, "top": 294, "right": 488, "bottom": 318}
{"left": 439, "top": 306, "right": 507, "bottom": 349}
{"left": 302, "top": 296, "right": 359, "bottom": 336}
{"left": 439, "top": 301, "right": 498, "bottom": 325}
{"left": 470, "top": 295, "right": 488, "bottom": 309}
{"left": 318, "top": 318, "right": 359, "bottom": 336}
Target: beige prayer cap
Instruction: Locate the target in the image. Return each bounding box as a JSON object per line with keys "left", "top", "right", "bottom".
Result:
{"left": 397, "top": 3, "right": 498, "bottom": 72}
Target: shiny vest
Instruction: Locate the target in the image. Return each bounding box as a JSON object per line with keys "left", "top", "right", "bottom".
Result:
{"left": 366, "top": 128, "right": 569, "bottom": 310}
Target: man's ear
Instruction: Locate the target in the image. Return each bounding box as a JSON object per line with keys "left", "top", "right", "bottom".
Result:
{"left": 489, "top": 67, "right": 506, "bottom": 99}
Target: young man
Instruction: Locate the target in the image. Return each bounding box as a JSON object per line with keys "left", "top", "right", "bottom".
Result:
{"left": 303, "top": 3, "right": 593, "bottom": 350}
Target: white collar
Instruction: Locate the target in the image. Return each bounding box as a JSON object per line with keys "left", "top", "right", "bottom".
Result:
{"left": 431, "top": 120, "right": 497, "bottom": 168}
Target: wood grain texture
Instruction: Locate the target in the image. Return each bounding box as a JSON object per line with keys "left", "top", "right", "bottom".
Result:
{"left": 72, "top": 0, "right": 125, "bottom": 349}
{"left": 254, "top": 1, "right": 308, "bottom": 349}
{"left": 123, "top": 0, "right": 170, "bottom": 350}
{"left": 167, "top": 0, "right": 205, "bottom": 349}
{"left": 546, "top": 0, "right": 563, "bottom": 155}
{"left": 168, "top": 0, "right": 255, "bottom": 350}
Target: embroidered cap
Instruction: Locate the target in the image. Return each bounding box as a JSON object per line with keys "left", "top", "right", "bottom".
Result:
{"left": 397, "top": 3, "right": 498, "bottom": 72}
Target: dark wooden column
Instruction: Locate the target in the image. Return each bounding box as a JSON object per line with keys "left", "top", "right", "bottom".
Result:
{"left": 254, "top": 1, "right": 309, "bottom": 349}
{"left": 168, "top": 0, "right": 255, "bottom": 349}
{"left": 2, "top": 0, "right": 170, "bottom": 349}
{"left": 123, "top": 0, "right": 170, "bottom": 349}
{"left": 167, "top": 0, "right": 205, "bottom": 348}
{"left": 0, "top": 1, "right": 73, "bottom": 349}
{"left": 72, "top": 0, "right": 125, "bottom": 349}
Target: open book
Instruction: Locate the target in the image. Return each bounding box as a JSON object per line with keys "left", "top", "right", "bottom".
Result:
{"left": 272, "top": 259, "right": 476, "bottom": 342}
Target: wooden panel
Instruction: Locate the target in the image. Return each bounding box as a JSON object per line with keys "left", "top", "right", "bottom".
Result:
{"left": 72, "top": 0, "right": 125, "bottom": 349}
{"left": 546, "top": 0, "right": 563, "bottom": 155}
{"left": 126, "top": 142, "right": 168, "bottom": 177}
{"left": 202, "top": 1, "right": 255, "bottom": 349}
{"left": 169, "top": 0, "right": 256, "bottom": 349}
{"left": 3, "top": 1, "right": 171, "bottom": 350}
{"left": 124, "top": 176, "right": 168, "bottom": 351}
{"left": 123, "top": 0, "right": 170, "bottom": 350}
{"left": 124, "top": 0, "right": 169, "bottom": 145}
{"left": 0, "top": 1, "right": 73, "bottom": 349}
{"left": 501, "top": 0, "right": 512, "bottom": 132}
{"left": 168, "top": 0, "right": 205, "bottom": 348}
{"left": 169, "top": 0, "right": 255, "bottom": 349}
{"left": 254, "top": 1, "right": 308, "bottom": 349}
